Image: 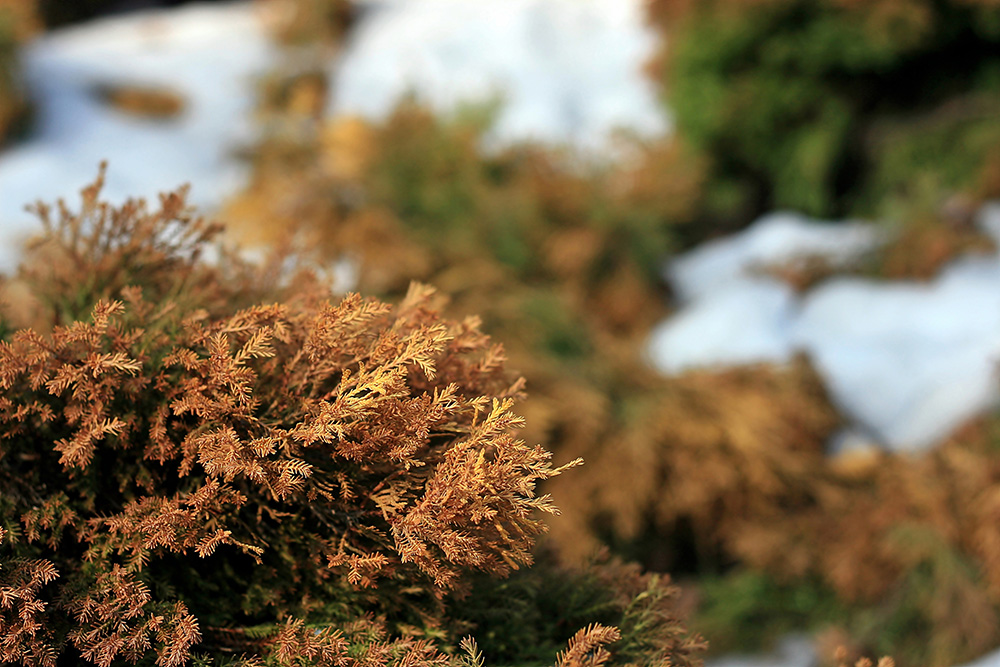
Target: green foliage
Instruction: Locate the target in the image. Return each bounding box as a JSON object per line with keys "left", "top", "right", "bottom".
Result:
{"left": 849, "top": 523, "right": 998, "bottom": 667}
{"left": 692, "top": 570, "right": 847, "bottom": 656}
{"left": 448, "top": 551, "right": 705, "bottom": 667}
{"left": 691, "top": 532, "right": 999, "bottom": 667}
{"left": 860, "top": 92, "right": 1000, "bottom": 214}
{"left": 659, "top": 0, "right": 1000, "bottom": 220}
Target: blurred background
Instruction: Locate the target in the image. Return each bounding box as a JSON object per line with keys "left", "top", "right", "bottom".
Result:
{"left": 3, "top": 0, "right": 1000, "bottom": 665}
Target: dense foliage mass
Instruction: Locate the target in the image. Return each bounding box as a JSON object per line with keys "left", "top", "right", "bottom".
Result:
{"left": 710, "top": 419, "right": 1000, "bottom": 666}
{"left": 650, "top": 0, "right": 1000, "bottom": 222}
{"left": 0, "top": 172, "right": 707, "bottom": 667}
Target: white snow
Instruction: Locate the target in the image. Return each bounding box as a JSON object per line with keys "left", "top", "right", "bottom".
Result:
{"left": 793, "top": 262, "right": 1000, "bottom": 448}
{"left": 330, "top": 0, "right": 668, "bottom": 153}
{"left": 668, "top": 211, "right": 883, "bottom": 303}
{"left": 647, "top": 277, "right": 797, "bottom": 373}
{"left": 649, "top": 206, "right": 1000, "bottom": 453}
{"left": 0, "top": 2, "right": 278, "bottom": 272}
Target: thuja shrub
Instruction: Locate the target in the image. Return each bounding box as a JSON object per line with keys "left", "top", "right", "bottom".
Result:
{"left": 0, "top": 172, "right": 705, "bottom": 667}
{"left": 650, "top": 0, "right": 1000, "bottom": 221}
{"left": 223, "top": 103, "right": 706, "bottom": 554}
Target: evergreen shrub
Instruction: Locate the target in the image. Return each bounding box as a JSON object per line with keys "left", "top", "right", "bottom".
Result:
{"left": 0, "top": 169, "right": 705, "bottom": 667}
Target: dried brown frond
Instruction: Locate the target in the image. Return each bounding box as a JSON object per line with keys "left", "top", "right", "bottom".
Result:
{"left": 3, "top": 164, "right": 271, "bottom": 332}
{"left": 0, "top": 555, "right": 59, "bottom": 667}
{"left": 876, "top": 216, "right": 995, "bottom": 280}
{"left": 67, "top": 566, "right": 200, "bottom": 667}
{"left": 458, "top": 637, "right": 484, "bottom": 667}
{"left": 554, "top": 624, "right": 621, "bottom": 667}
{"left": 263, "top": 0, "right": 355, "bottom": 47}
{"left": 834, "top": 646, "right": 896, "bottom": 667}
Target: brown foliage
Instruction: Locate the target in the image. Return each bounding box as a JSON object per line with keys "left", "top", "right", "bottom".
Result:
{"left": 545, "top": 357, "right": 841, "bottom": 567}
{"left": 722, "top": 419, "right": 1000, "bottom": 665}
{"left": 263, "top": 0, "right": 355, "bottom": 48}
{"left": 835, "top": 649, "right": 896, "bottom": 667}
{"left": 0, "top": 176, "right": 589, "bottom": 665}
{"left": 220, "top": 100, "right": 718, "bottom": 568}
{"left": 0, "top": 549, "right": 59, "bottom": 666}
{"left": 93, "top": 84, "right": 187, "bottom": 120}
{"left": 0, "top": 0, "right": 39, "bottom": 40}
{"left": 221, "top": 102, "right": 707, "bottom": 565}
{"left": 875, "top": 216, "right": 996, "bottom": 281}
{"left": 554, "top": 624, "right": 620, "bottom": 667}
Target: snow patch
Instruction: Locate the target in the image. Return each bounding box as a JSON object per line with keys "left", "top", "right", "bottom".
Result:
{"left": 958, "top": 647, "right": 1000, "bottom": 667}
{"left": 648, "top": 278, "right": 797, "bottom": 373}
{"left": 650, "top": 207, "right": 1000, "bottom": 453}
{"left": 668, "top": 211, "right": 883, "bottom": 303}
{"left": 330, "top": 0, "right": 668, "bottom": 153}
{"left": 792, "top": 268, "right": 1000, "bottom": 448}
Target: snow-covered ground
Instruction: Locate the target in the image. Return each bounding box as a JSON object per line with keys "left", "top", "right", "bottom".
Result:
{"left": 649, "top": 206, "right": 1000, "bottom": 453}
{"left": 331, "top": 0, "right": 668, "bottom": 153}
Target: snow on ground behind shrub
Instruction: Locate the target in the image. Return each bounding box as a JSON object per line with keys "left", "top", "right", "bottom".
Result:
{"left": 648, "top": 277, "right": 798, "bottom": 373}
{"left": 667, "top": 212, "right": 883, "bottom": 303}
{"left": 331, "top": 0, "right": 668, "bottom": 153}
{"left": 649, "top": 207, "right": 1000, "bottom": 453}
